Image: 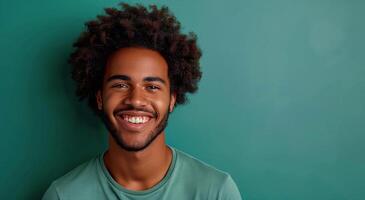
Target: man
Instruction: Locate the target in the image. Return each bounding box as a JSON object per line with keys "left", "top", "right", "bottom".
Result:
{"left": 43, "top": 3, "right": 242, "bottom": 200}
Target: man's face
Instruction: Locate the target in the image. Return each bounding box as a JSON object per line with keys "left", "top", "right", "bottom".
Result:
{"left": 96, "top": 47, "right": 176, "bottom": 152}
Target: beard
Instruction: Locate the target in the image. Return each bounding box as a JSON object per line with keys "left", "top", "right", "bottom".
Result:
{"left": 100, "top": 105, "right": 170, "bottom": 152}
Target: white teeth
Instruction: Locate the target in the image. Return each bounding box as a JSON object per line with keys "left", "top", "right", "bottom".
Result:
{"left": 122, "top": 115, "right": 150, "bottom": 124}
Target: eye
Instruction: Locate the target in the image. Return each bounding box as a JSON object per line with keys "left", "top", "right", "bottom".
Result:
{"left": 146, "top": 85, "right": 160, "bottom": 91}
{"left": 112, "top": 83, "right": 129, "bottom": 89}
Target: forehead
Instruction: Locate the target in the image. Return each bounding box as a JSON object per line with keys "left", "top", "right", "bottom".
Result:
{"left": 104, "top": 47, "right": 169, "bottom": 81}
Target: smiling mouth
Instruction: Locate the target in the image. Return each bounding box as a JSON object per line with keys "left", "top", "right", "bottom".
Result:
{"left": 116, "top": 113, "right": 154, "bottom": 132}
{"left": 122, "top": 115, "right": 151, "bottom": 124}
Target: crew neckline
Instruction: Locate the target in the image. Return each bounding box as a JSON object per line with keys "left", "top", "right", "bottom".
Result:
{"left": 98, "top": 146, "right": 177, "bottom": 196}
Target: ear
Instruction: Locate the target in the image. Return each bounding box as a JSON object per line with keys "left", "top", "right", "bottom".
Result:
{"left": 169, "top": 93, "right": 177, "bottom": 112}
{"left": 96, "top": 90, "right": 103, "bottom": 110}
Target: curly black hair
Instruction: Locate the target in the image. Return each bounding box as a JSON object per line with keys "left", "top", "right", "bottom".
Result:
{"left": 69, "top": 3, "right": 202, "bottom": 116}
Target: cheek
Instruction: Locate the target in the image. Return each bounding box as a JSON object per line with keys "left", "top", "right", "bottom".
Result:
{"left": 103, "top": 92, "right": 121, "bottom": 113}
{"left": 151, "top": 95, "right": 171, "bottom": 113}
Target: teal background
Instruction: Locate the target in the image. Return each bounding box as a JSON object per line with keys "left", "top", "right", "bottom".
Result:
{"left": 1, "top": 0, "right": 364, "bottom": 199}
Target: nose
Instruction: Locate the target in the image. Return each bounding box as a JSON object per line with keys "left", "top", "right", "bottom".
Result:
{"left": 123, "top": 87, "right": 148, "bottom": 107}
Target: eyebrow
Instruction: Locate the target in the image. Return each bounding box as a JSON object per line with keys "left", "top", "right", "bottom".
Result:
{"left": 107, "top": 75, "right": 130, "bottom": 82}
{"left": 143, "top": 77, "right": 166, "bottom": 85}
{"left": 106, "top": 75, "right": 166, "bottom": 85}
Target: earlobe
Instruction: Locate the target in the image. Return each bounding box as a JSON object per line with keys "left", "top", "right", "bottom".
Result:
{"left": 96, "top": 91, "right": 102, "bottom": 110}
{"left": 169, "top": 93, "right": 177, "bottom": 112}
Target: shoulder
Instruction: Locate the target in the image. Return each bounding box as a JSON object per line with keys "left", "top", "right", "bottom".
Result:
{"left": 53, "top": 156, "right": 100, "bottom": 190}
{"left": 174, "top": 148, "right": 229, "bottom": 180}
{"left": 175, "top": 149, "right": 236, "bottom": 190}
{"left": 42, "top": 155, "right": 101, "bottom": 200}
{"left": 172, "top": 148, "right": 242, "bottom": 199}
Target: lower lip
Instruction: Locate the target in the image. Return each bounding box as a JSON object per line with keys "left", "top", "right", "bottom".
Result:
{"left": 116, "top": 116, "right": 153, "bottom": 132}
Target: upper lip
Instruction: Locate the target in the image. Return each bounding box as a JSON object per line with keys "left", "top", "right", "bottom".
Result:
{"left": 116, "top": 110, "right": 155, "bottom": 118}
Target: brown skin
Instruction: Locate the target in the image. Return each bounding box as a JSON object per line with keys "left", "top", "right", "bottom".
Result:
{"left": 96, "top": 47, "right": 176, "bottom": 191}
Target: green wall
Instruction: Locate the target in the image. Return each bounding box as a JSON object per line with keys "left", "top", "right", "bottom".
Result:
{"left": 1, "top": 0, "right": 364, "bottom": 199}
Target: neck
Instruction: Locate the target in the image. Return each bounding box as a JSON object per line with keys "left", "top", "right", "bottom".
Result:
{"left": 103, "top": 132, "right": 172, "bottom": 191}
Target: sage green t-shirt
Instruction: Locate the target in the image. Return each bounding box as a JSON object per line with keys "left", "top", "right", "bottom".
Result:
{"left": 42, "top": 147, "right": 242, "bottom": 200}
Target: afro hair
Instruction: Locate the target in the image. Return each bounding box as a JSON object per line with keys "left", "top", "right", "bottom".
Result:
{"left": 69, "top": 3, "right": 202, "bottom": 115}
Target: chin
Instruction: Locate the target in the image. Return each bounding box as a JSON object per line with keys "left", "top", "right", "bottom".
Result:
{"left": 111, "top": 129, "right": 160, "bottom": 152}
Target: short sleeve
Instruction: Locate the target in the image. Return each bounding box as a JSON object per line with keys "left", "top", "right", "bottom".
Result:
{"left": 219, "top": 175, "right": 243, "bottom": 200}
{"left": 42, "top": 182, "right": 60, "bottom": 200}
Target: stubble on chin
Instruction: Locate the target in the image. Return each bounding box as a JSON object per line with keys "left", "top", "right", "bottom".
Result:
{"left": 100, "top": 108, "right": 170, "bottom": 152}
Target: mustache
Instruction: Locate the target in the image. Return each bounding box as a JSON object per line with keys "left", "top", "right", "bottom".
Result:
{"left": 113, "top": 105, "right": 157, "bottom": 118}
